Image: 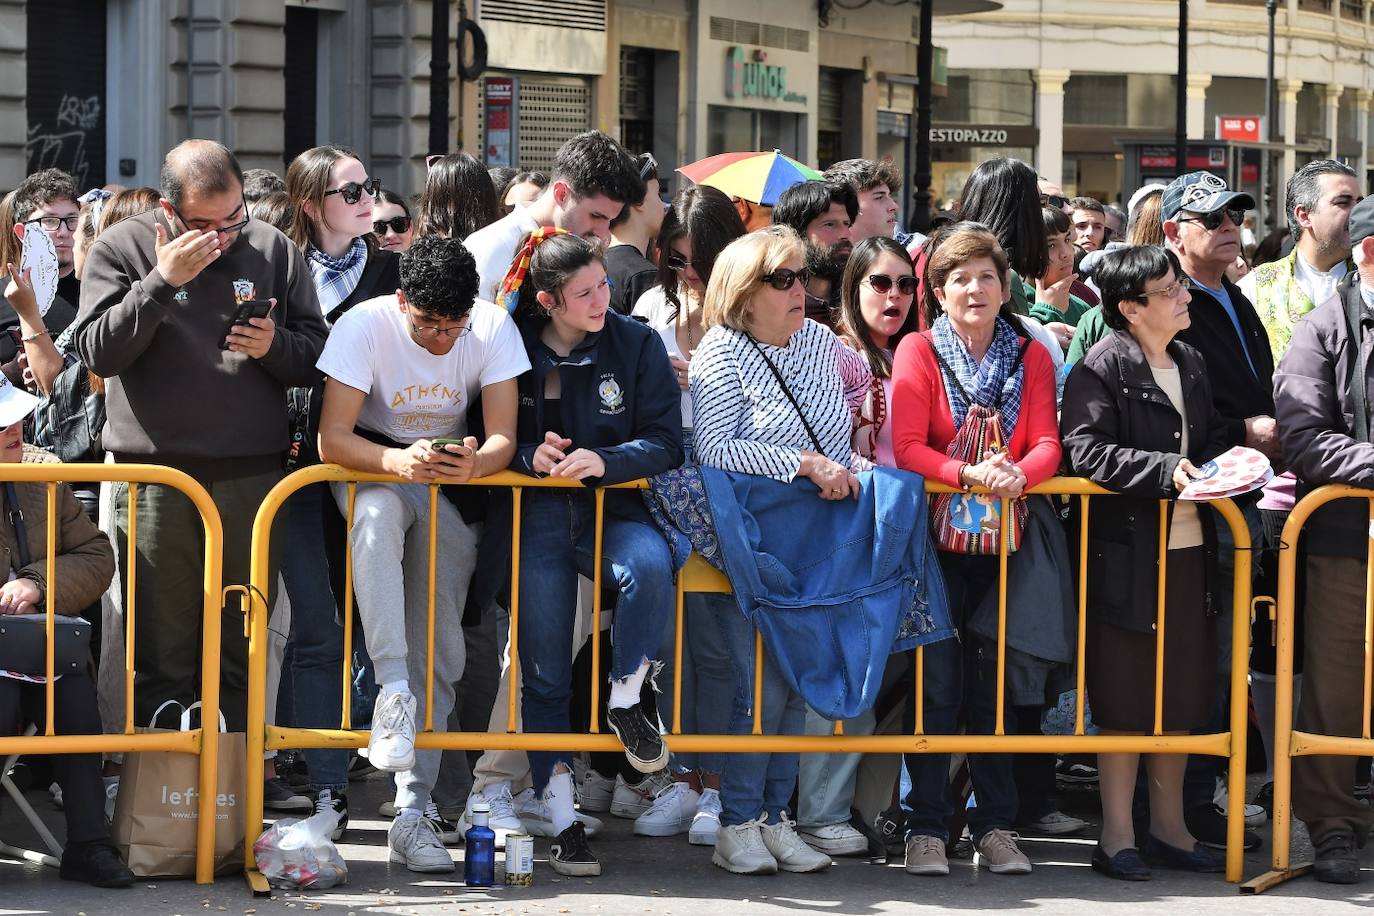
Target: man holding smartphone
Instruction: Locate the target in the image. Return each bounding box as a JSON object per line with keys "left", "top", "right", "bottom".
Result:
{"left": 73, "top": 140, "right": 328, "bottom": 734}
{"left": 316, "top": 235, "right": 526, "bottom": 873}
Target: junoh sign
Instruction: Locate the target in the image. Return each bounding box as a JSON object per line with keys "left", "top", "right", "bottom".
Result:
{"left": 1217, "top": 115, "right": 1264, "bottom": 143}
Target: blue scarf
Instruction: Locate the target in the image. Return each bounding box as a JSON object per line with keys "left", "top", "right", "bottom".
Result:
{"left": 930, "top": 315, "right": 1026, "bottom": 439}
{"left": 307, "top": 237, "right": 368, "bottom": 315}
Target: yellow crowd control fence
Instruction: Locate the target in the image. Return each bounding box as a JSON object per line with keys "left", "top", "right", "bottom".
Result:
{"left": 241, "top": 467, "right": 1253, "bottom": 892}
{"left": 0, "top": 463, "right": 225, "bottom": 885}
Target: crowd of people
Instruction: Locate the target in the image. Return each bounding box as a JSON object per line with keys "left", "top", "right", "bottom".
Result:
{"left": 0, "top": 128, "right": 1372, "bottom": 892}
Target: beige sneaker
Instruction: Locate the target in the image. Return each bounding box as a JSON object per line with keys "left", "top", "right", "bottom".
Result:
{"left": 904, "top": 834, "right": 949, "bottom": 875}
{"left": 974, "top": 828, "right": 1032, "bottom": 874}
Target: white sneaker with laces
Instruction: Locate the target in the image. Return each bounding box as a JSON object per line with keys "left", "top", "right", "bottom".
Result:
{"left": 760, "top": 816, "right": 832, "bottom": 873}
{"left": 712, "top": 818, "right": 778, "bottom": 875}
{"left": 388, "top": 813, "right": 454, "bottom": 872}
{"left": 634, "top": 781, "right": 701, "bottom": 837}
{"left": 459, "top": 784, "right": 524, "bottom": 849}
{"left": 368, "top": 690, "right": 417, "bottom": 773}
{"left": 512, "top": 786, "right": 603, "bottom": 837}
{"left": 610, "top": 772, "right": 662, "bottom": 819}
{"left": 689, "top": 787, "right": 722, "bottom": 846}
{"left": 796, "top": 821, "right": 868, "bottom": 855}
{"left": 1213, "top": 780, "right": 1268, "bottom": 827}
{"left": 575, "top": 759, "right": 615, "bottom": 813}
{"left": 1022, "top": 810, "right": 1087, "bottom": 836}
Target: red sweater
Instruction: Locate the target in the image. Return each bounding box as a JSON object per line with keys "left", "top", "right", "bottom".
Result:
{"left": 891, "top": 332, "right": 1062, "bottom": 489}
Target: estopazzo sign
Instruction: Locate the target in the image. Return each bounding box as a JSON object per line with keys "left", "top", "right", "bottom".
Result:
{"left": 726, "top": 46, "right": 807, "bottom": 105}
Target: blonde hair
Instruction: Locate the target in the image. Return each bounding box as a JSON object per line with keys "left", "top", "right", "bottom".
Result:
{"left": 702, "top": 225, "right": 805, "bottom": 331}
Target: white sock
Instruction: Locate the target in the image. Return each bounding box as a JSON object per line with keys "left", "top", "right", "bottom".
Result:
{"left": 608, "top": 660, "right": 651, "bottom": 710}
{"left": 381, "top": 679, "right": 411, "bottom": 699}
{"left": 545, "top": 770, "right": 577, "bottom": 835}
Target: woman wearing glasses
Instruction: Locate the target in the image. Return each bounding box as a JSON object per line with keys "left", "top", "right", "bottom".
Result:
{"left": 1060, "top": 246, "right": 1235, "bottom": 881}
{"left": 373, "top": 189, "right": 415, "bottom": 254}
{"left": 498, "top": 229, "right": 683, "bottom": 877}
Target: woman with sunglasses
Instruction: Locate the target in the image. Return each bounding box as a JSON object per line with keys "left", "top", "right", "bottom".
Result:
{"left": 499, "top": 229, "right": 683, "bottom": 877}
{"left": 416, "top": 153, "right": 498, "bottom": 242}
{"left": 373, "top": 188, "right": 415, "bottom": 254}
{"left": 689, "top": 226, "right": 872, "bottom": 876}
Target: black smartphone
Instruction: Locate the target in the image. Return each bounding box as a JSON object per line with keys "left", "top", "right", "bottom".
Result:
{"left": 220, "top": 299, "right": 273, "bottom": 350}
{"left": 430, "top": 437, "right": 473, "bottom": 457}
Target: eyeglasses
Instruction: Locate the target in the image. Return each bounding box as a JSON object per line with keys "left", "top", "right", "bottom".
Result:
{"left": 24, "top": 215, "right": 79, "bottom": 232}
{"left": 409, "top": 316, "right": 470, "bottom": 340}
{"left": 637, "top": 152, "right": 658, "bottom": 181}
{"left": 760, "top": 268, "right": 811, "bottom": 291}
{"left": 664, "top": 253, "right": 704, "bottom": 273}
{"left": 1141, "top": 277, "right": 1193, "bottom": 299}
{"left": 864, "top": 274, "right": 917, "bottom": 296}
{"left": 324, "top": 178, "right": 382, "bottom": 205}
{"left": 1044, "top": 195, "right": 1069, "bottom": 210}
{"left": 1177, "top": 208, "right": 1246, "bottom": 232}
{"left": 170, "top": 200, "right": 250, "bottom": 236}
{"left": 373, "top": 216, "right": 412, "bottom": 235}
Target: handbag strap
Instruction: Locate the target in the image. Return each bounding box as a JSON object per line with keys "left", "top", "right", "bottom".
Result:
{"left": 3, "top": 482, "right": 30, "bottom": 569}
{"left": 743, "top": 331, "right": 825, "bottom": 453}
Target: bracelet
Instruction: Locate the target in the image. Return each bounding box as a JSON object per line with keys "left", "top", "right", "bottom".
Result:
{"left": 957, "top": 463, "right": 971, "bottom": 491}
{"left": 20, "top": 329, "right": 47, "bottom": 342}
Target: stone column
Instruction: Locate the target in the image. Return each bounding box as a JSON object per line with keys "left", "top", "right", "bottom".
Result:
{"left": 1279, "top": 79, "right": 1303, "bottom": 208}
{"left": 1358, "top": 89, "right": 1373, "bottom": 191}
{"left": 1325, "top": 84, "right": 1344, "bottom": 159}
{"left": 1187, "top": 73, "right": 1212, "bottom": 140}
{"left": 1034, "top": 68, "right": 1071, "bottom": 187}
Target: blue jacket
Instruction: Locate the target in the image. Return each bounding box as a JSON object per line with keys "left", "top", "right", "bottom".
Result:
{"left": 703, "top": 465, "right": 954, "bottom": 720}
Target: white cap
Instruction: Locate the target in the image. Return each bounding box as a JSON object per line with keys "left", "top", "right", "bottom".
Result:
{"left": 0, "top": 374, "right": 38, "bottom": 429}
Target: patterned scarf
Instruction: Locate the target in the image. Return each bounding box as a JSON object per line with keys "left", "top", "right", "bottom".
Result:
{"left": 929, "top": 315, "right": 1026, "bottom": 439}
{"left": 497, "top": 226, "right": 569, "bottom": 313}
{"left": 307, "top": 237, "right": 368, "bottom": 315}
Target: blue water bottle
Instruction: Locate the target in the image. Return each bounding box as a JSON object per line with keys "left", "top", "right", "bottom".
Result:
{"left": 464, "top": 800, "right": 496, "bottom": 887}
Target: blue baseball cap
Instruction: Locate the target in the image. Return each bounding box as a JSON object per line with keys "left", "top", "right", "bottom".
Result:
{"left": 1162, "top": 171, "right": 1255, "bottom": 222}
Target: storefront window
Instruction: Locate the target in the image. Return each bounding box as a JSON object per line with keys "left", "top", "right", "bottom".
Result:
{"left": 707, "top": 105, "right": 803, "bottom": 158}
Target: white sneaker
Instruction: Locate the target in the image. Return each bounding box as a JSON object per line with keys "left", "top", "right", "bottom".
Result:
{"left": 1020, "top": 810, "right": 1087, "bottom": 836}
{"left": 388, "top": 813, "right": 455, "bottom": 873}
{"left": 575, "top": 758, "right": 615, "bottom": 813}
{"left": 689, "top": 787, "right": 722, "bottom": 846}
{"left": 1214, "top": 780, "right": 1267, "bottom": 827}
{"left": 712, "top": 818, "right": 778, "bottom": 875}
{"left": 609, "top": 772, "right": 662, "bottom": 819}
{"left": 796, "top": 821, "right": 868, "bottom": 855}
{"left": 760, "top": 816, "right": 832, "bottom": 873}
{"left": 368, "top": 690, "right": 417, "bottom": 773}
{"left": 511, "top": 786, "right": 603, "bottom": 838}
{"left": 634, "top": 781, "right": 701, "bottom": 837}
{"left": 459, "top": 785, "right": 523, "bottom": 849}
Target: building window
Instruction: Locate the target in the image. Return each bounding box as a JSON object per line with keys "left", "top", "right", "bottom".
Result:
{"left": 284, "top": 7, "right": 320, "bottom": 164}
{"left": 1065, "top": 74, "right": 1128, "bottom": 127}
{"left": 707, "top": 106, "right": 802, "bottom": 159}
{"left": 28, "top": 0, "right": 108, "bottom": 187}
{"left": 817, "top": 67, "right": 845, "bottom": 169}
{"left": 620, "top": 47, "right": 655, "bottom": 157}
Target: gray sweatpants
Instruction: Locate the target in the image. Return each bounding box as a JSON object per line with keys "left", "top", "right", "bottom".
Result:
{"left": 334, "top": 481, "right": 476, "bottom": 811}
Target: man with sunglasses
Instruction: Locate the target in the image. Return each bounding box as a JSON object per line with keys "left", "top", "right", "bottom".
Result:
{"left": 73, "top": 139, "right": 329, "bottom": 735}
{"left": 606, "top": 152, "right": 666, "bottom": 315}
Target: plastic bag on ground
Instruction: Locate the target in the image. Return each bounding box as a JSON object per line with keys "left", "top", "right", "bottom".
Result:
{"left": 253, "top": 807, "right": 348, "bottom": 889}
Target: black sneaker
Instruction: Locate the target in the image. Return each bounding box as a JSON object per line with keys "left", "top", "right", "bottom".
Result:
{"left": 347, "top": 751, "right": 377, "bottom": 782}
{"left": 549, "top": 820, "right": 601, "bottom": 877}
{"left": 1313, "top": 831, "right": 1361, "bottom": 884}
{"left": 60, "top": 840, "right": 135, "bottom": 888}
{"left": 605, "top": 703, "right": 668, "bottom": 773}
{"left": 1184, "top": 802, "right": 1261, "bottom": 851}
{"left": 1056, "top": 755, "right": 1099, "bottom": 785}
{"left": 281, "top": 751, "right": 312, "bottom": 790}
{"left": 264, "top": 776, "right": 313, "bottom": 813}
{"left": 315, "top": 788, "right": 349, "bottom": 842}
{"left": 1253, "top": 782, "right": 1274, "bottom": 818}
{"left": 424, "top": 801, "right": 462, "bottom": 846}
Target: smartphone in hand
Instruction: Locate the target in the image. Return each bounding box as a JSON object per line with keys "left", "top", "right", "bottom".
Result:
{"left": 220, "top": 299, "right": 273, "bottom": 350}
{"left": 430, "top": 437, "right": 474, "bottom": 458}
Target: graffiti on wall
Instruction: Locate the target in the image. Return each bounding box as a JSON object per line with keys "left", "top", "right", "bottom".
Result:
{"left": 26, "top": 94, "right": 102, "bottom": 188}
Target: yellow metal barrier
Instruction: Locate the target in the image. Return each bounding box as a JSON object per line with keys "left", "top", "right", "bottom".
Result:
{"left": 1243, "top": 483, "right": 1373, "bottom": 893}
{"left": 0, "top": 463, "right": 225, "bottom": 885}
{"left": 243, "top": 467, "right": 1252, "bottom": 890}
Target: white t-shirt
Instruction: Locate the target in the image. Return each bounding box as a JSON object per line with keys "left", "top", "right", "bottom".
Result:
{"left": 316, "top": 295, "right": 530, "bottom": 444}
{"left": 634, "top": 285, "right": 693, "bottom": 427}
{"left": 464, "top": 205, "right": 540, "bottom": 305}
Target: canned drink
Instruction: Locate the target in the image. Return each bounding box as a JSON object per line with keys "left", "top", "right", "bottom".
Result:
{"left": 505, "top": 833, "right": 534, "bottom": 886}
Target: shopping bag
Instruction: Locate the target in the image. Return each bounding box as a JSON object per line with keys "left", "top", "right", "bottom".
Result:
{"left": 111, "top": 701, "right": 246, "bottom": 877}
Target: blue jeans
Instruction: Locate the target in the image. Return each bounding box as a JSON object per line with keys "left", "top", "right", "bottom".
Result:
{"left": 659, "top": 591, "right": 735, "bottom": 776}
{"left": 712, "top": 593, "right": 806, "bottom": 827}
{"left": 282, "top": 486, "right": 348, "bottom": 792}
{"left": 517, "top": 490, "right": 676, "bottom": 794}
{"left": 902, "top": 553, "right": 1018, "bottom": 843}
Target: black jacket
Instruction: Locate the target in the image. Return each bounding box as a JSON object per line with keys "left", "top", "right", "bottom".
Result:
{"left": 1061, "top": 330, "right": 1239, "bottom": 631}
{"left": 326, "top": 247, "right": 401, "bottom": 324}
{"left": 1176, "top": 275, "right": 1275, "bottom": 445}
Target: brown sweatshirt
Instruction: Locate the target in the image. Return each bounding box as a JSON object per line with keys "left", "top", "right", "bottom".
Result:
{"left": 74, "top": 209, "right": 328, "bottom": 476}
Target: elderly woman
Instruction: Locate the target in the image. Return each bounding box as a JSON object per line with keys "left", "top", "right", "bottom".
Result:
{"left": 689, "top": 226, "right": 872, "bottom": 876}
{"left": 890, "top": 225, "right": 1062, "bottom": 878}
{"left": 1060, "top": 246, "right": 1237, "bottom": 880}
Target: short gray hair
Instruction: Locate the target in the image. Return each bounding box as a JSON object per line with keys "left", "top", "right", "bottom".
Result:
{"left": 1286, "top": 159, "right": 1357, "bottom": 238}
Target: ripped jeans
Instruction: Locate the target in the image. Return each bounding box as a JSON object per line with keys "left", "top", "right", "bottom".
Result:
{"left": 516, "top": 489, "right": 676, "bottom": 794}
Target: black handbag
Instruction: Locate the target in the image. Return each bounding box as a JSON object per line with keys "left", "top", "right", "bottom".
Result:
{"left": 0, "top": 481, "right": 91, "bottom": 675}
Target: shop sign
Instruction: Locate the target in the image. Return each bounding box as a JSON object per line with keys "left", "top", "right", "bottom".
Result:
{"left": 726, "top": 46, "right": 807, "bottom": 105}
{"left": 929, "top": 124, "right": 1038, "bottom": 147}
{"left": 1217, "top": 115, "right": 1264, "bottom": 143}
{"left": 484, "top": 78, "right": 516, "bottom": 169}
{"left": 1139, "top": 146, "right": 1227, "bottom": 170}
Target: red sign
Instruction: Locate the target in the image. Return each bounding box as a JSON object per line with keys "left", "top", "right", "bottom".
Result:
{"left": 1217, "top": 115, "right": 1263, "bottom": 142}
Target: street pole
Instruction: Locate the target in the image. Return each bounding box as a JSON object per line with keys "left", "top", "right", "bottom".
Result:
{"left": 912, "top": 0, "right": 934, "bottom": 234}
{"left": 429, "top": 0, "right": 451, "bottom": 156}
{"left": 1176, "top": 0, "right": 1188, "bottom": 176}
{"left": 1265, "top": 0, "right": 1278, "bottom": 228}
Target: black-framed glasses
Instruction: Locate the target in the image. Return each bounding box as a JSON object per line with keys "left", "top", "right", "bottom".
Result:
{"left": 409, "top": 315, "right": 470, "bottom": 340}
{"left": 864, "top": 274, "right": 917, "bottom": 296}
{"left": 373, "top": 216, "right": 412, "bottom": 235}
{"left": 637, "top": 152, "right": 658, "bottom": 181}
{"left": 324, "top": 178, "right": 382, "bottom": 205}
{"left": 664, "top": 253, "right": 703, "bottom": 273}
{"left": 1177, "top": 208, "right": 1246, "bottom": 232}
{"left": 170, "top": 199, "right": 250, "bottom": 236}
{"left": 24, "top": 215, "right": 79, "bottom": 232}
{"left": 1141, "top": 277, "right": 1194, "bottom": 300}
{"left": 760, "top": 268, "right": 811, "bottom": 291}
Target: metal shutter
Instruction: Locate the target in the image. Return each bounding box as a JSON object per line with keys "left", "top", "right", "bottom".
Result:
{"left": 481, "top": 0, "right": 606, "bottom": 31}
{"left": 27, "top": 0, "right": 108, "bottom": 188}
{"left": 517, "top": 78, "right": 592, "bottom": 171}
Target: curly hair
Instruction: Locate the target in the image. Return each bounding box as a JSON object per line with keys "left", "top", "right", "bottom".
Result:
{"left": 399, "top": 235, "right": 480, "bottom": 320}
{"left": 12, "top": 168, "right": 77, "bottom": 223}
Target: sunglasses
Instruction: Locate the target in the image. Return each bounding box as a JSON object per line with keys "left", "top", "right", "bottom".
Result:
{"left": 373, "top": 216, "right": 412, "bottom": 235}
{"left": 1177, "top": 208, "right": 1247, "bottom": 232}
{"left": 865, "top": 274, "right": 917, "bottom": 296}
{"left": 1045, "top": 195, "right": 1069, "bottom": 210}
{"left": 664, "top": 253, "right": 704, "bottom": 273}
{"left": 324, "top": 178, "right": 382, "bottom": 205}
{"left": 760, "top": 268, "right": 811, "bottom": 291}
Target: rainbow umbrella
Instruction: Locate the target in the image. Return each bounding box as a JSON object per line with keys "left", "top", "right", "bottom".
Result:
{"left": 677, "top": 149, "right": 823, "bottom": 207}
